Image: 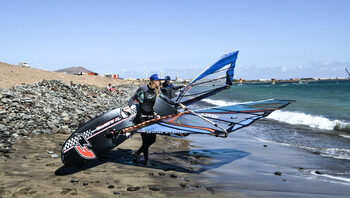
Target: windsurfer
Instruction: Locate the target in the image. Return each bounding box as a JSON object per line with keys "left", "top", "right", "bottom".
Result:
{"left": 160, "top": 76, "right": 186, "bottom": 99}
{"left": 124, "top": 74, "right": 185, "bottom": 166}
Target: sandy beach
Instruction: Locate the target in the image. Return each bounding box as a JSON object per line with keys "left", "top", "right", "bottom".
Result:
{"left": 0, "top": 131, "right": 246, "bottom": 198}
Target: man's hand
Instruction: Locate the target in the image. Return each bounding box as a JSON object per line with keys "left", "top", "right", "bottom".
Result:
{"left": 123, "top": 106, "right": 131, "bottom": 114}
{"left": 179, "top": 103, "right": 187, "bottom": 110}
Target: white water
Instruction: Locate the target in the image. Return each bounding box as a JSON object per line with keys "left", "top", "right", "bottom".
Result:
{"left": 202, "top": 98, "right": 350, "bottom": 133}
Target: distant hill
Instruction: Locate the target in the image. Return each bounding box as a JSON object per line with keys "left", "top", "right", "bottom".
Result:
{"left": 55, "top": 66, "right": 95, "bottom": 75}
{"left": 0, "top": 62, "right": 131, "bottom": 89}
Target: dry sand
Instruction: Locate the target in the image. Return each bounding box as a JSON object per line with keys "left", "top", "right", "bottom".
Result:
{"left": 0, "top": 62, "right": 135, "bottom": 89}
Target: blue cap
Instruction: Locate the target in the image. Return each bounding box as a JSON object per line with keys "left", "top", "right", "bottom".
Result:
{"left": 165, "top": 76, "right": 171, "bottom": 81}
{"left": 149, "top": 74, "right": 164, "bottom": 81}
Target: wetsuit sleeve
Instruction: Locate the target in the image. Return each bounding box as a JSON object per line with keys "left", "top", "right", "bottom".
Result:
{"left": 159, "top": 93, "right": 179, "bottom": 106}
{"left": 169, "top": 83, "right": 183, "bottom": 90}
{"left": 172, "top": 85, "right": 183, "bottom": 90}
{"left": 128, "top": 87, "right": 144, "bottom": 107}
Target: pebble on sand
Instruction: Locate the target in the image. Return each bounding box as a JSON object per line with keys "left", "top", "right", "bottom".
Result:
{"left": 108, "top": 185, "right": 115, "bottom": 189}
{"left": 50, "top": 154, "right": 59, "bottom": 158}
{"left": 71, "top": 179, "right": 79, "bottom": 184}
{"left": 274, "top": 171, "right": 282, "bottom": 176}
{"left": 127, "top": 187, "right": 140, "bottom": 191}
{"left": 315, "top": 170, "right": 323, "bottom": 175}
{"left": 170, "top": 174, "right": 178, "bottom": 178}
{"left": 149, "top": 186, "right": 160, "bottom": 191}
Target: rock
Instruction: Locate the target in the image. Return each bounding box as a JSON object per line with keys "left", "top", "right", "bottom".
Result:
{"left": 4, "top": 93, "right": 14, "bottom": 98}
{"left": 0, "top": 80, "right": 138, "bottom": 153}
{"left": 149, "top": 186, "right": 160, "bottom": 191}
{"left": 63, "top": 116, "right": 70, "bottom": 122}
{"left": 71, "top": 179, "right": 79, "bottom": 184}
{"left": 274, "top": 171, "right": 282, "bottom": 176}
{"left": 43, "top": 108, "right": 52, "bottom": 114}
{"left": 263, "top": 145, "right": 268, "bottom": 147}
{"left": 170, "top": 174, "right": 177, "bottom": 178}
{"left": 48, "top": 151, "right": 54, "bottom": 154}
{"left": 16, "top": 123, "right": 25, "bottom": 129}
{"left": 51, "top": 126, "right": 59, "bottom": 134}
{"left": 315, "top": 170, "right": 323, "bottom": 175}
{"left": 107, "top": 185, "right": 115, "bottom": 189}
{"left": 23, "top": 115, "right": 32, "bottom": 120}
{"left": 59, "top": 125, "right": 70, "bottom": 134}
{"left": 0, "top": 148, "right": 10, "bottom": 153}
{"left": 3, "top": 154, "right": 11, "bottom": 158}
{"left": 18, "top": 129, "right": 28, "bottom": 136}
{"left": 113, "top": 191, "right": 120, "bottom": 195}
{"left": 127, "top": 187, "right": 140, "bottom": 191}
{"left": 0, "top": 124, "right": 7, "bottom": 131}
{"left": 179, "top": 183, "right": 187, "bottom": 188}
{"left": 1, "top": 98, "right": 12, "bottom": 104}
{"left": 51, "top": 154, "right": 59, "bottom": 158}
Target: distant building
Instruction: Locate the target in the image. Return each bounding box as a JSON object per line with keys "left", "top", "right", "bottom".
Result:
{"left": 19, "top": 62, "right": 30, "bottom": 67}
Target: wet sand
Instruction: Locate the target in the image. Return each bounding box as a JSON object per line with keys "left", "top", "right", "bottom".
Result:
{"left": 0, "top": 132, "right": 246, "bottom": 198}
{"left": 186, "top": 132, "right": 350, "bottom": 198}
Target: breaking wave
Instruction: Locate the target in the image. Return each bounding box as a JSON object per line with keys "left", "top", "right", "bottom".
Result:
{"left": 202, "top": 99, "right": 350, "bottom": 133}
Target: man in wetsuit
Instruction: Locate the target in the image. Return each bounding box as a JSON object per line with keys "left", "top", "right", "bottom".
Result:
{"left": 125, "top": 74, "right": 185, "bottom": 166}
{"left": 160, "top": 76, "right": 185, "bottom": 99}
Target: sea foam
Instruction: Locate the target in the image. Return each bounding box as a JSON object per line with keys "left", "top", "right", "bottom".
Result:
{"left": 268, "top": 111, "right": 350, "bottom": 133}
{"left": 202, "top": 98, "right": 350, "bottom": 133}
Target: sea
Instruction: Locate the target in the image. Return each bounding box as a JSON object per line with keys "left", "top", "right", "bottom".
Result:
{"left": 185, "top": 80, "right": 350, "bottom": 192}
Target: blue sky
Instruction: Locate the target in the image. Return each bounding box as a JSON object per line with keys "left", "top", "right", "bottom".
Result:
{"left": 0, "top": 0, "right": 349, "bottom": 79}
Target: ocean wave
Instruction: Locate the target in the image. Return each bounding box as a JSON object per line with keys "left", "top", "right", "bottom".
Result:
{"left": 202, "top": 99, "right": 350, "bottom": 133}
{"left": 268, "top": 111, "right": 350, "bottom": 133}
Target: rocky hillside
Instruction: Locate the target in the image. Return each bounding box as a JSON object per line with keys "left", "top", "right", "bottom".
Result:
{"left": 0, "top": 80, "right": 138, "bottom": 154}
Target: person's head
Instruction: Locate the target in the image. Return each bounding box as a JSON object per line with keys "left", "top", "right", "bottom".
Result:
{"left": 108, "top": 83, "right": 112, "bottom": 87}
{"left": 164, "top": 76, "right": 171, "bottom": 85}
{"left": 149, "top": 74, "right": 163, "bottom": 89}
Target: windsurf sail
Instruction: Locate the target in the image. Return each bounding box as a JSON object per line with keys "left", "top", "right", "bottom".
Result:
{"left": 136, "top": 99, "right": 294, "bottom": 137}
{"left": 176, "top": 51, "right": 239, "bottom": 106}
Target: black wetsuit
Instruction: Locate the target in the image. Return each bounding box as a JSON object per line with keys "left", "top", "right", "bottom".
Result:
{"left": 160, "top": 82, "right": 183, "bottom": 99}
{"left": 128, "top": 84, "right": 178, "bottom": 161}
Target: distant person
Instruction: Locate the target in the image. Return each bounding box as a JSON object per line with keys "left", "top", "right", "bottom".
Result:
{"left": 107, "top": 83, "right": 120, "bottom": 94}
{"left": 124, "top": 74, "right": 186, "bottom": 166}
{"left": 160, "top": 76, "right": 186, "bottom": 99}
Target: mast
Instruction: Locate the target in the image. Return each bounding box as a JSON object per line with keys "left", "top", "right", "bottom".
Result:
{"left": 346, "top": 67, "right": 350, "bottom": 78}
